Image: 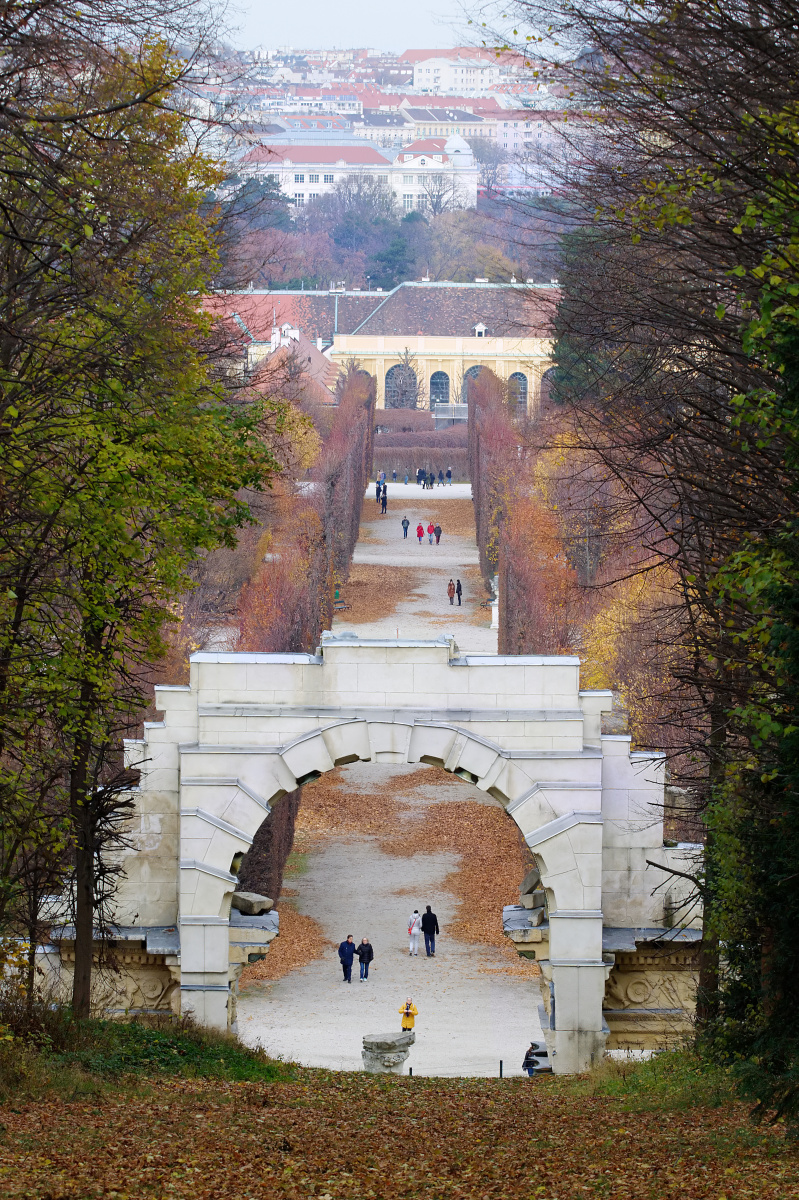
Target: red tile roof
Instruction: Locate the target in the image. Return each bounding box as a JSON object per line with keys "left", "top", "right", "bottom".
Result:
{"left": 206, "top": 284, "right": 558, "bottom": 344}
{"left": 400, "top": 138, "right": 448, "bottom": 153}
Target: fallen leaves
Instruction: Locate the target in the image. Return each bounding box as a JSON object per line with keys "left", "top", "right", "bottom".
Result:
{"left": 2, "top": 1072, "right": 796, "bottom": 1199}
{"left": 241, "top": 905, "right": 329, "bottom": 984}
{"left": 335, "top": 564, "right": 423, "bottom": 624}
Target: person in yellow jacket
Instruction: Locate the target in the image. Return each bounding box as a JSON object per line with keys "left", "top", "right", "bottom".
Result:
{"left": 400, "top": 997, "right": 418, "bottom": 1030}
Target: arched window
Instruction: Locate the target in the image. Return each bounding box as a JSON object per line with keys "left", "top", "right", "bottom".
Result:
{"left": 539, "top": 366, "right": 557, "bottom": 407}
{"left": 385, "top": 361, "right": 418, "bottom": 409}
{"left": 509, "top": 371, "right": 528, "bottom": 408}
{"left": 461, "top": 364, "right": 484, "bottom": 403}
{"left": 429, "top": 371, "right": 450, "bottom": 405}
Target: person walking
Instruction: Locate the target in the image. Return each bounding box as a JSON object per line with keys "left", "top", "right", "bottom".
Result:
{"left": 428, "top": 471, "right": 435, "bottom": 490}
{"left": 408, "top": 909, "right": 422, "bottom": 956}
{"left": 381, "top": 488, "right": 388, "bottom": 514}
{"left": 338, "top": 934, "right": 356, "bottom": 983}
{"left": 357, "top": 937, "right": 374, "bottom": 981}
{"left": 401, "top": 516, "right": 410, "bottom": 539}
{"left": 400, "top": 997, "right": 418, "bottom": 1031}
{"left": 455, "top": 579, "right": 462, "bottom": 606}
{"left": 421, "top": 905, "right": 439, "bottom": 957}
{"left": 392, "top": 469, "right": 397, "bottom": 482}
{"left": 434, "top": 523, "right": 442, "bottom": 545}
{"left": 375, "top": 480, "right": 381, "bottom": 504}
{"left": 404, "top": 473, "right": 409, "bottom": 485}
{"left": 426, "top": 521, "right": 435, "bottom": 544}
{"left": 416, "top": 467, "right": 424, "bottom": 487}
{"left": 447, "top": 579, "right": 456, "bottom": 605}
{"left": 438, "top": 470, "right": 444, "bottom": 487}
{"left": 416, "top": 522, "right": 424, "bottom": 544}
{"left": 446, "top": 466, "right": 452, "bottom": 486}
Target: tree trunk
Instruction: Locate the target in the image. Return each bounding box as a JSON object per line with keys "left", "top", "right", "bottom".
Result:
{"left": 71, "top": 767, "right": 94, "bottom": 1020}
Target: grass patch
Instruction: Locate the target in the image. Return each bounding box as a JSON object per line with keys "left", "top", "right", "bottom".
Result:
{"left": 571, "top": 1049, "right": 737, "bottom": 1110}
{"left": 0, "top": 1014, "right": 287, "bottom": 1103}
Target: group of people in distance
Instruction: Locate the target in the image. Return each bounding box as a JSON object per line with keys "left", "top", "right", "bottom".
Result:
{"left": 415, "top": 467, "right": 452, "bottom": 489}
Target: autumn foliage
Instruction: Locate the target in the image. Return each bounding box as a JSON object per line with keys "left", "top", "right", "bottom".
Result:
{"left": 238, "top": 364, "right": 375, "bottom": 652}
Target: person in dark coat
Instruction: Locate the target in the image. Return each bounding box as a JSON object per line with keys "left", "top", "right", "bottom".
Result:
{"left": 456, "top": 579, "right": 462, "bottom": 606}
{"left": 434, "top": 524, "right": 442, "bottom": 545}
{"left": 421, "top": 905, "right": 440, "bottom": 957}
{"left": 338, "top": 934, "right": 356, "bottom": 982}
{"left": 438, "top": 470, "right": 444, "bottom": 487}
{"left": 446, "top": 467, "right": 452, "bottom": 485}
{"left": 392, "top": 470, "right": 397, "bottom": 482}
{"left": 428, "top": 471, "right": 435, "bottom": 490}
{"left": 375, "top": 480, "right": 381, "bottom": 504}
{"left": 401, "top": 516, "right": 410, "bottom": 539}
{"left": 381, "top": 488, "right": 387, "bottom": 514}
{"left": 356, "top": 937, "right": 374, "bottom": 981}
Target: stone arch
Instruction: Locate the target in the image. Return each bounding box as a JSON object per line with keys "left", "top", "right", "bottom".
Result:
{"left": 429, "top": 370, "right": 450, "bottom": 405}
{"left": 508, "top": 371, "right": 528, "bottom": 408}
{"left": 177, "top": 714, "right": 606, "bottom": 1071}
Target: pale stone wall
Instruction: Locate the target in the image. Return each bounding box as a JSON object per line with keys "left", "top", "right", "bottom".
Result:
{"left": 113, "top": 633, "right": 701, "bottom": 1074}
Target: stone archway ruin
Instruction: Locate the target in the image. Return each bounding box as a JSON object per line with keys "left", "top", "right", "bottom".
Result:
{"left": 90, "top": 633, "right": 703, "bottom": 1075}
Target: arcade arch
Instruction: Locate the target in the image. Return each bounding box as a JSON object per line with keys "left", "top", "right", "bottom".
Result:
{"left": 509, "top": 371, "right": 528, "bottom": 407}
{"left": 429, "top": 370, "right": 450, "bottom": 405}
{"left": 385, "top": 362, "right": 418, "bottom": 409}
{"left": 461, "top": 364, "right": 484, "bottom": 402}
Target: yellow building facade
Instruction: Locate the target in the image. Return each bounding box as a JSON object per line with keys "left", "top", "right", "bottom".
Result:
{"left": 330, "top": 331, "right": 554, "bottom": 417}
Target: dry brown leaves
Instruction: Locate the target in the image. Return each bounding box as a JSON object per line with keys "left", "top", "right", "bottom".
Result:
{"left": 359, "top": 497, "right": 477, "bottom": 539}
{"left": 240, "top": 903, "right": 329, "bottom": 985}
{"left": 5, "top": 1072, "right": 796, "bottom": 1200}
{"left": 337, "top": 564, "right": 423, "bottom": 624}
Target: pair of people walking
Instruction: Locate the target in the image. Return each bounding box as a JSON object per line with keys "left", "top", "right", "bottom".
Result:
{"left": 408, "top": 906, "right": 440, "bottom": 957}
{"left": 447, "top": 579, "right": 463, "bottom": 605}
{"left": 338, "top": 935, "right": 374, "bottom": 982}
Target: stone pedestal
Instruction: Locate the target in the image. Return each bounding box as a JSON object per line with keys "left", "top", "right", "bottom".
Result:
{"left": 362, "top": 1030, "right": 415, "bottom": 1074}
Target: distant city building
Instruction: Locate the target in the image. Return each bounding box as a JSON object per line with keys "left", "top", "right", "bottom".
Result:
{"left": 411, "top": 56, "right": 500, "bottom": 95}
{"left": 241, "top": 134, "right": 479, "bottom": 210}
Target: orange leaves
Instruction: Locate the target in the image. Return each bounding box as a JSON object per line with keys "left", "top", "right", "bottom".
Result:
{"left": 2, "top": 1072, "right": 795, "bottom": 1199}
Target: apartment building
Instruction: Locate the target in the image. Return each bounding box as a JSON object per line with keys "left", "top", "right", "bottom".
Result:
{"left": 411, "top": 56, "right": 500, "bottom": 94}
{"left": 242, "top": 134, "right": 479, "bottom": 210}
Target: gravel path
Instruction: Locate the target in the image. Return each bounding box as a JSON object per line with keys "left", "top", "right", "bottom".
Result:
{"left": 337, "top": 482, "right": 497, "bottom": 652}
{"left": 238, "top": 771, "right": 543, "bottom": 1076}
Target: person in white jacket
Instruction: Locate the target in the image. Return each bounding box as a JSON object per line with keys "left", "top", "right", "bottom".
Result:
{"left": 408, "top": 909, "right": 422, "bottom": 957}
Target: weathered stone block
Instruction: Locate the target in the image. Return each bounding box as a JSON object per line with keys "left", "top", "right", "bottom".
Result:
{"left": 362, "top": 1030, "right": 415, "bottom": 1074}
{"left": 231, "top": 891, "right": 274, "bottom": 915}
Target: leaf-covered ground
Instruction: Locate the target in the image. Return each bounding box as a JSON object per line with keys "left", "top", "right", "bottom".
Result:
{"left": 3, "top": 1069, "right": 797, "bottom": 1199}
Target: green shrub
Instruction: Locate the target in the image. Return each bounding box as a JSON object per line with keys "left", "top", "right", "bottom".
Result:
{"left": 52, "top": 1017, "right": 285, "bottom": 1082}
{"left": 577, "top": 1050, "right": 736, "bottom": 1110}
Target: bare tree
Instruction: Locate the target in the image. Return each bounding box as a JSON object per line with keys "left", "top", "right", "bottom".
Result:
{"left": 419, "top": 173, "right": 466, "bottom": 217}
{"left": 467, "top": 137, "right": 508, "bottom": 193}
{"left": 385, "top": 349, "right": 422, "bottom": 409}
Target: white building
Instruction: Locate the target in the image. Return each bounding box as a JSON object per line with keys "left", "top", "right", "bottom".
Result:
{"left": 412, "top": 56, "right": 500, "bottom": 95}
{"left": 241, "top": 134, "right": 479, "bottom": 210}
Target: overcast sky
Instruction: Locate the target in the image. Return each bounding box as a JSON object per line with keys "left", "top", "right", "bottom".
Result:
{"left": 227, "top": 0, "right": 474, "bottom": 53}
